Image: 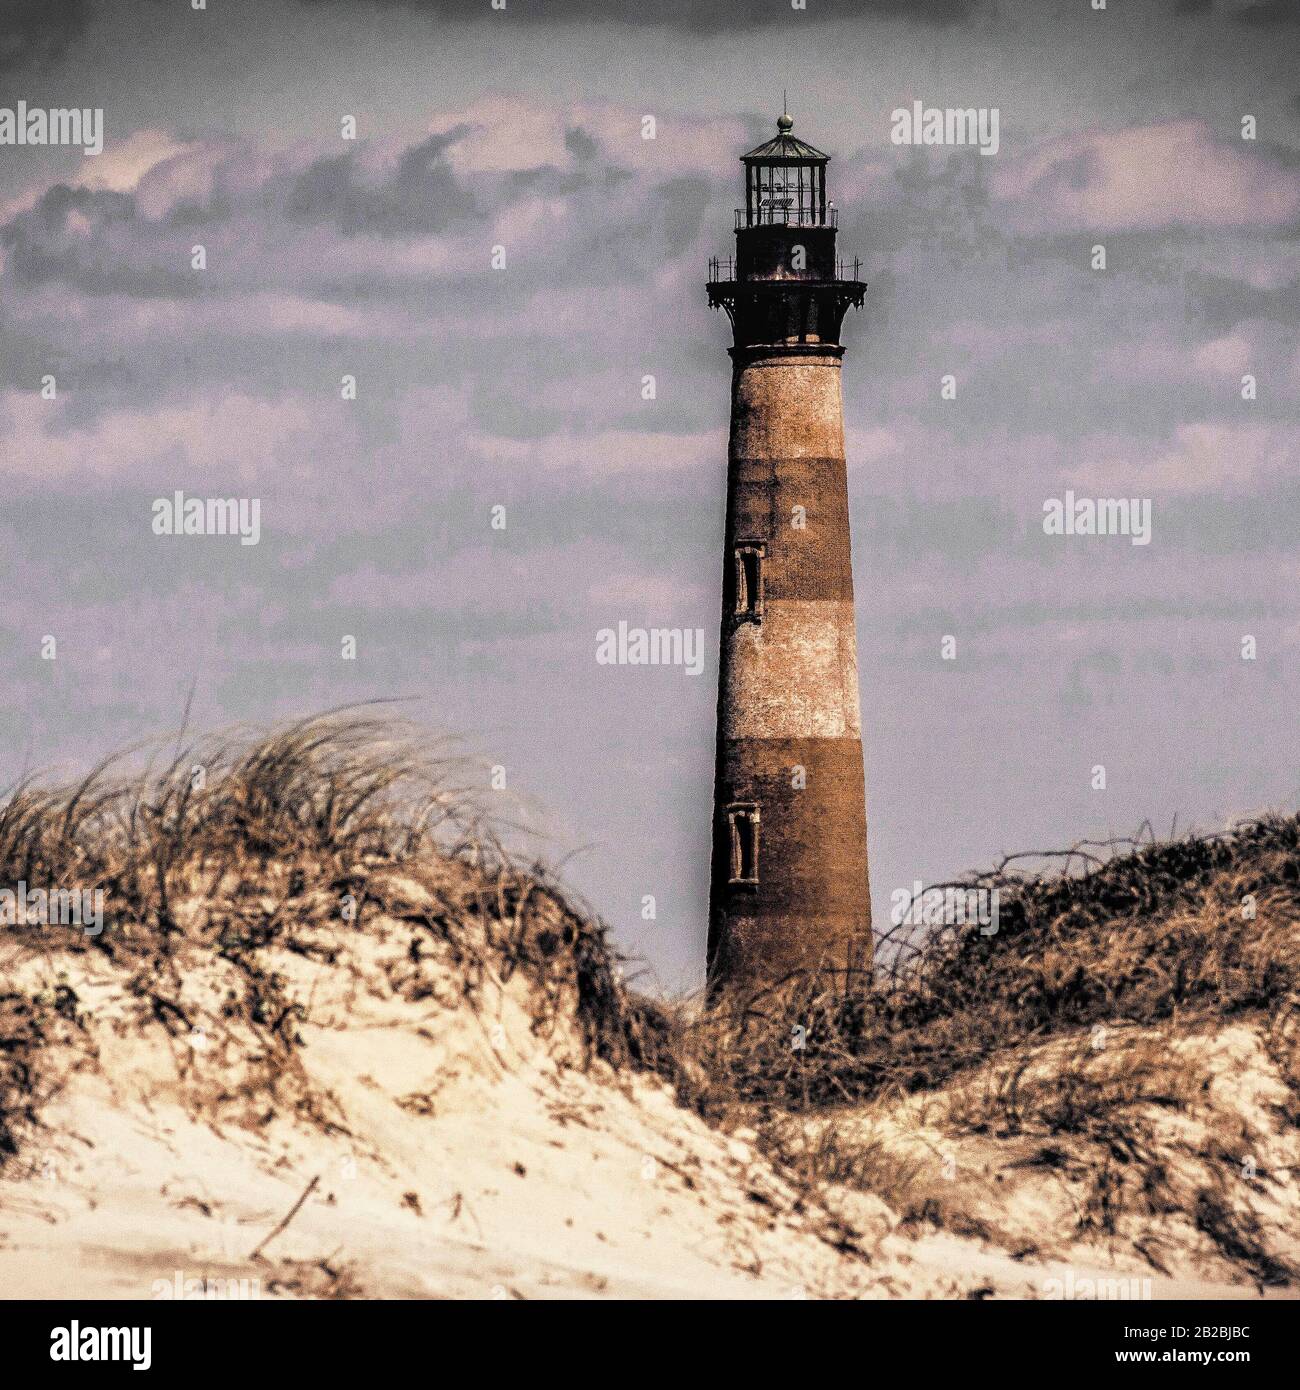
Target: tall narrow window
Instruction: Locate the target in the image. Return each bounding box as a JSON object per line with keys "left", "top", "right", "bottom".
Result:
{"left": 733, "top": 541, "right": 765, "bottom": 623}
{"left": 727, "top": 804, "right": 760, "bottom": 886}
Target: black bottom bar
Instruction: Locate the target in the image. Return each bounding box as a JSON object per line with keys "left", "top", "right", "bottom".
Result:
{"left": 2, "top": 1296, "right": 1294, "bottom": 1377}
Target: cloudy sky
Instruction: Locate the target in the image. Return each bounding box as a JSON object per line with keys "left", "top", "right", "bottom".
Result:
{"left": 1, "top": 0, "right": 1297, "bottom": 992}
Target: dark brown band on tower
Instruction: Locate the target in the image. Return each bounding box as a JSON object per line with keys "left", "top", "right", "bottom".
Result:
{"left": 708, "top": 724, "right": 872, "bottom": 986}
{"left": 713, "top": 735, "right": 869, "bottom": 913}
{"left": 726, "top": 456, "right": 854, "bottom": 603}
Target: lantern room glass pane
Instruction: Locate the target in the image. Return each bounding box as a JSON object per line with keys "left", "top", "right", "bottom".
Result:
{"left": 743, "top": 161, "right": 827, "bottom": 226}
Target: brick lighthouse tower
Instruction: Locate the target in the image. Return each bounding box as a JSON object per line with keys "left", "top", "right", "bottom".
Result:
{"left": 705, "top": 113, "right": 872, "bottom": 992}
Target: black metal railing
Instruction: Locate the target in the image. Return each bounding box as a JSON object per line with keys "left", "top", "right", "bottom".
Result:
{"left": 708, "top": 254, "right": 863, "bottom": 282}
{"left": 734, "top": 206, "right": 837, "bottom": 230}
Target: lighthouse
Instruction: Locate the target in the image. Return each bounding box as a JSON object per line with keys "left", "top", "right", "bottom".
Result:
{"left": 705, "top": 113, "right": 873, "bottom": 992}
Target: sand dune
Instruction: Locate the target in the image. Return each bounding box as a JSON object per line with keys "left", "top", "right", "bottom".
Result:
{"left": 2, "top": 718, "right": 1296, "bottom": 1300}
{"left": 2, "top": 884, "right": 1294, "bottom": 1299}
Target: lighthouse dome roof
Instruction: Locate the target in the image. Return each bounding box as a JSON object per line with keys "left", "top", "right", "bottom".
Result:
{"left": 742, "top": 115, "right": 829, "bottom": 164}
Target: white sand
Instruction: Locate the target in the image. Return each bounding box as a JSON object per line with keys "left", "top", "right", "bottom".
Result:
{"left": 2, "top": 895, "right": 1296, "bottom": 1300}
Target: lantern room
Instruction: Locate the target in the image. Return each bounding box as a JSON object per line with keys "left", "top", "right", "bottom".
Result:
{"left": 739, "top": 112, "right": 831, "bottom": 229}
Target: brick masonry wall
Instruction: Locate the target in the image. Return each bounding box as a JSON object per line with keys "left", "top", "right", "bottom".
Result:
{"left": 708, "top": 352, "right": 873, "bottom": 990}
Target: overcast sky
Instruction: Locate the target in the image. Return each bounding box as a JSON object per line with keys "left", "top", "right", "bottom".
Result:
{"left": 2, "top": 0, "right": 1298, "bottom": 992}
